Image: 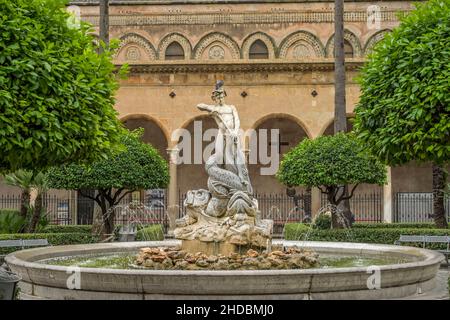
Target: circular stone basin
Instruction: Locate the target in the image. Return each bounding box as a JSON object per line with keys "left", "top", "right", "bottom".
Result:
{"left": 5, "top": 240, "right": 444, "bottom": 300}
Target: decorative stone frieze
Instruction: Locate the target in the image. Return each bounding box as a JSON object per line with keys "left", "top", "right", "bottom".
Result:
{"left": 115, "top": 33, "right": 157, "bottom": 60}
{"left": 279, "top": 31, "right": 325, "bottom": 58}
{"left": 81, "top": 10, "right": 408, "bottom": 27}
{"left": 364, "top": 29, "right": 391, "bottom": 55}
{"left": 157, "top": 33, "right": 192, "bottom": 60}
{"left": 241, "top": 32, "right": 276, "bottom": 59}
{"left": 123, "top": 60, "right": 364, "bottom": 74}
{"left": 325, "top": 29, "right": 363, "bottom": 57}
{"left": 193, "top": 33, "right": 240, "bottom": 60}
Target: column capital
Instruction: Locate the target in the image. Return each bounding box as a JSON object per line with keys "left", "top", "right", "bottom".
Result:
{"left": 166, "top": 147, "right": 179, "bottom": 164}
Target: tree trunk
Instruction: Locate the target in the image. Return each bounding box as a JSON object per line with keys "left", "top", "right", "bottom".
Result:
{"left": 432, "top": 163, "right": 448, "bottom": 228}
{"left": 326, "top": 186, "right": 352, "bottom": 229}
{"left": 18, "top": 189, "right": 31, "bottom": 233}
{"left": 98, "top": 196, "right": 114, "bottom": 236}
{"left": 326, "top": 187, "right": 343, "bottom": 229}
{"left": 97, "top": 190, "right": 118, "bottom": 237}
{"left": 99, "top": 0, "right": 109, "bottom": 53}
{"left": 334, "top": 0, "right": 346, "bottom": 134}
{"left": 337, "top": 186, "right": 354, "bottom": 227}
{"left": 20, "top": 190, "right": 30, "bottom": 219}
{"left": 333, "top": 0, "right": 354, "bottom": 226}
{"left": 28, "top": 193, "right": 43, "bottom": 233}
{"left": 89, "top": 188, "right": 131, "bottom": 238}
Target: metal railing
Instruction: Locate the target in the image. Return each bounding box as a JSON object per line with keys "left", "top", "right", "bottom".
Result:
{"left": 0, "top": 194, "right": 72, "bottom": 225}
{"left": 4, "top": 190, "right": 449, "bottom": 228}
{"left": 394, "top": 192, "right": 450, "bottom": 223}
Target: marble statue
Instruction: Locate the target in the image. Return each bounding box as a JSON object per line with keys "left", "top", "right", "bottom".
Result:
{"left": 174, "top": 81, "right": 273, "bottom": 252}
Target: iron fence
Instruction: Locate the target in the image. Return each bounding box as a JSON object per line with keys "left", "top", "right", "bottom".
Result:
{"left": 0, "top": 190, "right": 169, "bottom": 228}
{"left": 0, "top": 194, "right": 72, "bottom": 225}
{"left": 394, "top": 192, "right": 450, "bottom": 223}
{"left": 320, "top": 191, "right": 383, "bottom": 222}
{"left": 4, "top": 190, "right": 449, "bottom": 229}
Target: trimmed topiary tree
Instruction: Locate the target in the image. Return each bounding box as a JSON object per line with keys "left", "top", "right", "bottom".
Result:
{"left": 354, "top": 0, "right": 450, "bottom": 228}
{"left": 277, "top": 133, "right": 386, "bottom": 228}
{"left": 46, "top": 130, "right": 170, "bottom": 235}
{"left": 0, "top": 0, "right": 125, "bottom": 172}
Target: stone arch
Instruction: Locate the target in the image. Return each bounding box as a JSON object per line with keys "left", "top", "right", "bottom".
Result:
{"left": 115, "top": 33, "right": 157, "bottom": 62}
{"left": 176, "top": 115, "right": 219, "bottom": 194}
{"left": 241, "top": 32, "right": 276, "bottom": 59}
{"left": 319, "top": 113, "right": 355, "bottom": 136}
{"left": 248, "top": 113, "right": 311, "bottom": 194}
{"left": 278, "top": 31, "right": 325, "bottom": 59}
{"left": 157, "top": 33, "right": 192, "bottom": 60}
{"left": 193, "top": 32, "right": 240, "bottom": 60}
{"left": 120, "top": 114, "right": 170, "bottom": 150}
{"left": 364, "top": 29, "right": 391, "bottom": 55}
{"left": 251, "top": 113, "right": 312, "bottom": 139}
{"left": 325, "top": 29, "right": 363, "bottom": 57}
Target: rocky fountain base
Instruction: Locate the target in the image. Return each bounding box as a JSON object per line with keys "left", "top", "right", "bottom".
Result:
{"left": 136, "top": 246, "right": 319, "bottom": 270}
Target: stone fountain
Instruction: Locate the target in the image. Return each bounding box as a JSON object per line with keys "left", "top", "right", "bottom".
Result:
{"left": 174, "top": 81, "right": 273, "bottom": 255}
{"left": 4, "top": 82, "right": 445, "bottom": 299}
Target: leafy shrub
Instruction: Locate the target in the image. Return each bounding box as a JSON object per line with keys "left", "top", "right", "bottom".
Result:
{"left": 312, "top": 212, "right": 332, "bottom": 230}
{"left": 284, "top": 223, "right": 450, "bottom": 249}
{"left": 0, "top": 210, "right": 25, "bottom": 234}
{"left": 353, "top": 222, "right": 442, "bottom": 229}
{"left": 0, "top": 232, "right": 99, "bottom": 255}
{"left": 42, "top": 225, "right": 93, "bottom": 234}
{"left": 136, "top": 225, "right": 164, "bottom": 241}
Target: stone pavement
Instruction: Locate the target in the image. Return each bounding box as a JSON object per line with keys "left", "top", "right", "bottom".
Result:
{"left": 402, "top": 267, "right": 449, "bottom": 300}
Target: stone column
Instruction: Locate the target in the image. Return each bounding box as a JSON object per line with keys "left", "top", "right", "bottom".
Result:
{"left": 70, "top": 190, "right": 78, "bottom": 225}
{"left": 311, "top": 187, "right": 322, "bottom": 218}
{"left": 166, "top": 147, "right": 179, "bottom": 235}
{"left": 383, "top": 166, "right": 393, "bottom": 223}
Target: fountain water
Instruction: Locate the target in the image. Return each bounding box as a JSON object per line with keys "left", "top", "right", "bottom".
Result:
{"left": 93, "top": 200, "right": 170, "bottom": 242}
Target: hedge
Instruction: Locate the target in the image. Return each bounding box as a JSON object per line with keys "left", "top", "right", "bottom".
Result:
{"left": 284, "top": 223, "right": 450, "bottom": 249}
{"left": 41, "top": 225, "right": 93, "bottom": 234}
{"left": 0, "top": 209, "right": 20, "bottom": 215}
{"left": 0, "top": 232, "right": 99, "bottom": 255}
{"left": 136, "top": 225, "right": 164, "bottom": 241}
{"left": 352, "top": 222, "right": 440, "bottom": 229}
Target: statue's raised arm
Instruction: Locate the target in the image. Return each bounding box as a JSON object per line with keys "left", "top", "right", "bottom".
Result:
{"left": 197, "top": 103, "right": 214, "bottom": 112}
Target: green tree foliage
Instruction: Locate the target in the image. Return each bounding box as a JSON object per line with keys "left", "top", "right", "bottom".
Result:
{"left": 46, "top": 130, "right": 170, "bottom": 235}
{"left": 0, "top": 0, "right": 125, "bottom": 172}
{"left": 354, "top": 0, "right": 449, "bottom": 228}
{"left": 277, "top": 133, "right": 386, "bottom": 227}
